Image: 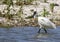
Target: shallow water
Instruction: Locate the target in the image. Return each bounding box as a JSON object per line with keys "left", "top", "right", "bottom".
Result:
{"left": 0, "top": 26, "right": 60, "bottom": 42}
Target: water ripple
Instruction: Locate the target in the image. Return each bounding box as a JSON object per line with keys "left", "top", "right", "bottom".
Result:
{"left": 0, "top": 26, "right": 60, "bottom": 42}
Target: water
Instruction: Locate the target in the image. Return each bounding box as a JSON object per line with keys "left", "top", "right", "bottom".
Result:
{"left": 0, "top": 26, "right": 60, "bottom": 42}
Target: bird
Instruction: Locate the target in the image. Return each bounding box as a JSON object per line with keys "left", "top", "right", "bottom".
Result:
{"left": 38, "top": 17, "right": 56, "bottom": 33}
{"left": 35, "top": 11, "right": 56, "bottom": 33}
{"left": 26, "top": 11, "right": 56, "bottom": 33}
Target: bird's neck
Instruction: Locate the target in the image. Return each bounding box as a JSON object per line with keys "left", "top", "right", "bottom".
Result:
{"left": 32, "top": 11, "right": 37, "bottom": 18}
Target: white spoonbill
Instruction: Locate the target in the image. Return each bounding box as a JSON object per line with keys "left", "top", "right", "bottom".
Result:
{"left": 25, "top": 11, "right": 56, "bottom": 33}
{"left": 38, "top": 16, "right": 56, "bottom": 33}
{"left": 33, "top": 11, "right": 56, "bottom": 33}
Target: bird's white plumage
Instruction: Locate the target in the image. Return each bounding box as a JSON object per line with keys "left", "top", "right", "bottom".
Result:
{"left": 38, "top": 17, "right": 56, "bottom": 29}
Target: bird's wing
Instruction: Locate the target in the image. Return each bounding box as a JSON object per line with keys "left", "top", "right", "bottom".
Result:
{"left": 39, "top": 18, "right": 50, "bottom": 26}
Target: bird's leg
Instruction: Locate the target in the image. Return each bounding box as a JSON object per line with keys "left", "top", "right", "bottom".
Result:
{"left": 43, "top": 28, "right": 47, "bottom": 33}
{"left": 37, "top": 24, "right": 42, "bottom": 33}
{"left": 38, "top": 29, "right": 41, "bottom": 33}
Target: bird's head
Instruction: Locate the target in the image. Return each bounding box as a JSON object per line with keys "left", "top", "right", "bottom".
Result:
{"left": 25, "top": 10, "right": 37, "bottom": 19}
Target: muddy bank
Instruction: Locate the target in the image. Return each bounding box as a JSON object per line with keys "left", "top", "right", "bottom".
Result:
{"left": 0, "top": 20, "right": 60, "bottom": 28}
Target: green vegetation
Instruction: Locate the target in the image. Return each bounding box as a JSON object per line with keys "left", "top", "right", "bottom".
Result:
{"left": 3, "top": 0, "right": 13, "bottom": 5}
{"left": 50, "top": 3, "right": 55, "bottom": 12}
{"left": 4, "top": 14, "right": 13, "bottom": 19}
{"left": 44, "top": 0, "right": 47, "bottom": 3}
{"left": 50, "top": 3, "right": 59, "bottom": 12}
{"left": 23, "top": 0, "right": 34, "bottom": 5}
{"left": 41, "top": 8, "right": 50, "bottom": 17}
{"left": 16, "top": 0, "right": 34, "bottom": 5}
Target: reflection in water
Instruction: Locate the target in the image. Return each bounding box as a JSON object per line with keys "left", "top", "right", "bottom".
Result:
{"left": 0, "top": 26, "right": 60, "bottom": 42}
